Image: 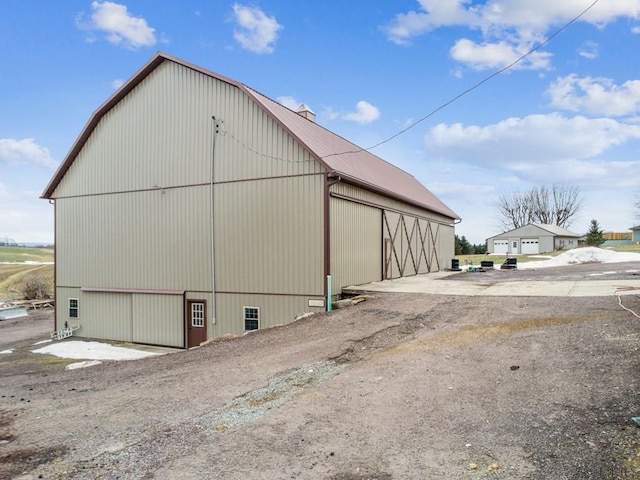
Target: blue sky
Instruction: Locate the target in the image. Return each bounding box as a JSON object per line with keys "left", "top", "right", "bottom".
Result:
{"left": 1, "top": 0, "right": 640, "bottom": 244}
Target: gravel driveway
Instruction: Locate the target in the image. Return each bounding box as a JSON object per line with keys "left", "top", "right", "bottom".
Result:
{"left": 1, "top": 262, "right": 639, "bottom": 479}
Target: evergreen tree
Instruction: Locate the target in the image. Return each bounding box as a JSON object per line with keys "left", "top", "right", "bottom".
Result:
{"left": 585, "top": 219, "right": 605, "bottom": 246}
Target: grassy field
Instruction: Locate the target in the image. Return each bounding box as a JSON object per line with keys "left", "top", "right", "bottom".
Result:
{"left": 0, "top": 246, "right": 54, "bottom": 301}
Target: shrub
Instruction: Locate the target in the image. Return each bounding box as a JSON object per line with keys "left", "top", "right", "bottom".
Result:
{"left": 22, "top": 274, "right": 49, "bottom": 300}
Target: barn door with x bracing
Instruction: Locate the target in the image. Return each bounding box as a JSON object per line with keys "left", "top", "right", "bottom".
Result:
{"left": 383, "top": 211, "right": 441, "bottom": 280}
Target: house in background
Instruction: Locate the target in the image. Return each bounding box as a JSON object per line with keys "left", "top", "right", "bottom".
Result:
{"left": 601, "top": 231, "right": 632, "bottom": 247}
{"left": 486, "top": 224, "right": 581, "bottom": 255}
{"left": 631, "top": 226, "right": 640, "bottom": 244}
{"left": 42, "top": 52, "right": 459, "bottom": 349}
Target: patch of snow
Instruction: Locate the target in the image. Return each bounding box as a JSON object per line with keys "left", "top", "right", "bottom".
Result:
{"left": 32, "top": 339, "right": 52, "bottom": 345}
{"left": 0, "top": 349, "right": 13, "bottom": 354}
{"left": 32, "top": 340, "right": 161, "bottom": 361}
{"left": 519, "top": 247, "right": 640, "bottom": 270}
{"left": 66, "top": 360, "right": 103, "bottom": 370}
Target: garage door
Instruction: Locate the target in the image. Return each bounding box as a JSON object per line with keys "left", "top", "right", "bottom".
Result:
{"left": 80, "top": 290, "right": 185, "bottom": 347}
{"left": 493, "top": 240, "right": 508, "bottom": 254}
{"left": 521, "top": 238, "right": 539, "bottom": 254}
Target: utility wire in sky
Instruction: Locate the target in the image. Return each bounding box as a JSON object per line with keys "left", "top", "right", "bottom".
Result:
{"left": 320, "top": 0, "right": 601, "bottom": 160}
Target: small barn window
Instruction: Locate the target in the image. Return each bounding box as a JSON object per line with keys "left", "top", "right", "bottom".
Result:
{"left": 191, "top": 302, "right": 204, "bottom": 327}
{"left": 69, "top": 298, "right": 79, "bottom": 318}
{"left": 244, "top": 306, "right": 259, "bottom": 331}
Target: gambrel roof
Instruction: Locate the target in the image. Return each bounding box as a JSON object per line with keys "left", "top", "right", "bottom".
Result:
{"left": 42, "top": 52, "right": 459, "bottom": 221}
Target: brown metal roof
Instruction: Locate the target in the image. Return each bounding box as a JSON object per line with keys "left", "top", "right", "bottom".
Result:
{"left": 42, "top": 52, "right": 459, "bottom": 221}
{"left": 245, "top": 87, "right": 459, "bottom": 220}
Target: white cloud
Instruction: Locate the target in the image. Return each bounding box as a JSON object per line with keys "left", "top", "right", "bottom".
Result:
{"left": 425, "top": 113, "right": 640, "bottom": 186}
{"left": 342, "top": 101, "right": 381, "bottom": 124}
{"left": 0, "top": 138, "right": 58, "bottom": 170}
{"left": 578, "top": 40, "right": 599, "bottom": 59}
{"left": 77, "top": 1, "right": 156, "bottom": 49}
{"left": 277, "top": 96, "right": 301, "bottom": 110}
{"left": 112, "top": 78, "right": 125, "bottom": 89}
{"left": 384, "top": 1, "right": 640, "bottom": 70}
{"left": 547, "top": 75, "right": 640, "bottom": 117}
{"left": 383, "top": 0, "right": 476, "bottom": 46}
{"left": 450, "top": 38, "right": 552, "bottom": 70}
{"left": 232, "top": 4, "right": 282, "bottom": 54}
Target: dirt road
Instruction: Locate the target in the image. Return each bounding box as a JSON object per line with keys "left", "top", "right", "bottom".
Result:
{"left": 1, "top": 264, "right": 640, "bottom": 479}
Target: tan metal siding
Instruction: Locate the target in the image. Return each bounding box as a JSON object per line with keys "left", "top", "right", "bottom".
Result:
{"left": 330, "top": 182, "right": 456, "bottom": 281}
{"left": 78, "top": 291, "right": 133, "bottom": 342}
{"left": 132, "top": 294, "right": 183, "bottom": 347}
{"left": 214, "top": 174, "right": 325, "bottom": 295}
{"left": 53, "top": 61, "right": 323, "bottom": 199}
{"left": 213, "top": 293, "right": 324, "bottom": 337}
{"left": 330, "top": 197, "right": 382, "bottom": 294}
{"left": 55, "top": 287, "right": 82, "bottom": 331}
{"left": 438, "top": 224, "right": 455, "bottom": 267}
{"left": 330, "top": 182, "right": 455, "bottom": 224}
{"left": 55, "top": 186, "right": 212, "bottom": 291}
{"left": 383, "top": 211, "right": 402, "bottom": 279}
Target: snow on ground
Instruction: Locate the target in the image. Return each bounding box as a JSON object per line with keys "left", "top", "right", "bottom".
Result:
{"left": 1, "top": 349, "right": 14, "bottom": 354}
{"left": 32, "top": 340, "right": 161, "bottom": 361}
{"left": 518, "top": 247, "right": 640, "bottom": 270}
{"left": 66, "top": 360, "right": 103, "bottom": 370}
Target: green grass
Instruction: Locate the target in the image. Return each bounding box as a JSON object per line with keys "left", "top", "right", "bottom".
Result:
{"left": 606, "top": 243, "right": 640, "bottom": 253}
{"left": 0, "top": 246, "right": 54, "bottom": 300}
{"left": 0, "top": 246, "right": 54, "bottom": 263}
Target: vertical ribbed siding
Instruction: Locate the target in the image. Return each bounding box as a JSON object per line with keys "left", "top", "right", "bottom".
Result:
{"left": 213, "top": 293, "right": 324, "bottom": 337}
{"left": 55, "top": 287, "right": 82, "bottom": 331}
{"left": 56, "top": 185, "right": 211, "bottom": 291}
{"left": 330, "top": 183, "right": 454, "bottom": 225}
{"left": 78, "top": 291, "right": 133, "bottom": 342}
{"left": 132, "top": 294, "right": 183, "bottom": 347}
{"left": 52, "top": 60, "right": 329, "bottom": 344}
{"left": 330, "top": 198, "right": 381, "bottom": 295}
{"left": 383, "top": 210, "right": 402, "bottom": 279}
{"left": 215, "top": 174, "right": 324, "bottom": 295}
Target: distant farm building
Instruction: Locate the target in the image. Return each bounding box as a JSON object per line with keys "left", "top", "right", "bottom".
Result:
{"left": 601, "top": 231, "right": 632, "bottom": 247}
{"left": 42, "top": 53, "right": 459, "bottom": 348}
{"left": 486, "top": 224, "right": 581, "bottom": 255}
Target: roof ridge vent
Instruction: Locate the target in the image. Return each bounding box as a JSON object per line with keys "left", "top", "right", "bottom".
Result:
{"left": 295, "top": 103, "right": 315, "bottom": 122}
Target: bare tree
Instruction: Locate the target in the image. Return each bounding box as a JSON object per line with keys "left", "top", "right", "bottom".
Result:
{"left": 497, "top": 191, "right": 534, "bottom": 229}
{"left": 497, "top": 184, "right": 583, "bottom": 231}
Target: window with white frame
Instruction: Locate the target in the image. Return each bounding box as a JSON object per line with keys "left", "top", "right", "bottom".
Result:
{"left": 191, "top": 302, "right": 204, "bottom": 327}
{"left": 69, "top": 298, "right": 79, "bottom": 318}
{"left": 244, "top": 306, "right": 259, "bottom": 331}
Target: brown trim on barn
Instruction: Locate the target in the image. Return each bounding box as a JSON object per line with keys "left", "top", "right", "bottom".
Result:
{"left": 49, "top": 173, "right": 325, "bottom": 201}
{"left": 214, "top": 291, "right": 321, "bottom": 297}
{"left": 41, "top": 53, "right": 242, "bottom": 199}
{"left": 80, "top": 287, "right": 185, "bottom": 295}
{"left": 329, "top": 191, "right": 454, "bottom": 226}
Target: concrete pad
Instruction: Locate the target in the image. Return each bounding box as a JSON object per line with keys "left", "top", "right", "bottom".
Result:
{"left": 344, "top": 276, "right": 640, "bottom": 297}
